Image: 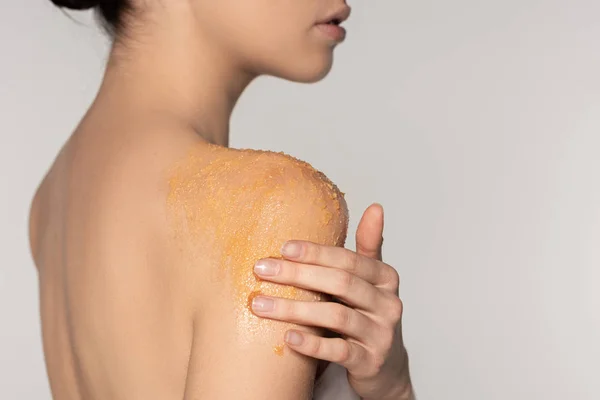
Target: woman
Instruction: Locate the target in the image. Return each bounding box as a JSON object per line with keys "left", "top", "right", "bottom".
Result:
{"left": 30, "top": 0, "right": 415, "bottom": 398}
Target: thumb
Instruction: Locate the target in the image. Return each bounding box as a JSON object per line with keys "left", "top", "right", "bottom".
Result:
{"left": 355, "top": 203, "right": 384, "bottom": 261}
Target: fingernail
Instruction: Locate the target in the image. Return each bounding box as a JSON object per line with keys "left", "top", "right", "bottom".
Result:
{"left": 285, "top": 331, "right": 304, "bottom": 346}
{"left": 254, "top": 259, "right": 280, "bottom": 276}
{"left": 252, "top": 296, "right": 275, "bottom": 313}
{"left": 281, "top": 242, "right": 302, "bottom": 258}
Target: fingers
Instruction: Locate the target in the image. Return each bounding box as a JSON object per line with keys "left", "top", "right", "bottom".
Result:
{"left": 279, "top": 241, "right": 398, "bottom": 290}
{"left": 355, "top": 203, "right": 384, "bottom": 261}
{"left": 254, "top": 258, "right": 382, "bottom": 311}
{"left": 283, "top": 330, "right": 372, "bottom": 376}
{"left": 251, "top": 297, "right": 377, "bottom": 343}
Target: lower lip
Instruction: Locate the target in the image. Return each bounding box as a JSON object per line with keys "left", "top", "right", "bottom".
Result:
{"left": 315, "top": 23, "right": 347, "bottom": 42}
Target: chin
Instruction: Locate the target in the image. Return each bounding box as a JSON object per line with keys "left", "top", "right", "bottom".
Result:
{"left": 270, "top": 51, "right": 335, "bottom": 83}
{"left": 294, "top": 62, "right": 334, "bottom": 83}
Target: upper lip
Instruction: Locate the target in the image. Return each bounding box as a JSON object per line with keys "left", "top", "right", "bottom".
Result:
{"left": 319, "top": 5, "right": 352, "bottom": 25}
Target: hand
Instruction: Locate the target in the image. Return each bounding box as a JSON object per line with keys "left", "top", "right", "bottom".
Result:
{"left": 251, "top": 204, "right": 413, "bottom": 400}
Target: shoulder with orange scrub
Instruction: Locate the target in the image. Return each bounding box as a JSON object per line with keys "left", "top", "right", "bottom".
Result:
{"left": 161, "top": 140, "right": 350, "bottom": 398}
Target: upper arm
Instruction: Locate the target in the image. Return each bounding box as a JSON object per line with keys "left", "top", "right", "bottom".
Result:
{"left": 169, "top": 154, "right": 349, "bottom": 400}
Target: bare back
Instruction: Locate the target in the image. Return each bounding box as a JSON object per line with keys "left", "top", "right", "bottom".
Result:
{"left": 29, "top": 123, "right": 348, "bottom": 399}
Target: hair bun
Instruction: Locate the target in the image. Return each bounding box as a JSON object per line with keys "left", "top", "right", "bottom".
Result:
{"left": 51, "top": 0, "right": 99, "bottom": 10}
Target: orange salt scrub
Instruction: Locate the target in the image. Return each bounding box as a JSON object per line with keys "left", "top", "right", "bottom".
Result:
{"left": 273, "top": 344, "right": 285, "bottom": 356}
{"left": 167, "top": 143, "right": 349, "bottom": 349}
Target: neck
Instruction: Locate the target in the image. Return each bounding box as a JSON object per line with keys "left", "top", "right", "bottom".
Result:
{"left": 91, "top": 10, "right": 255, "bottom": 147}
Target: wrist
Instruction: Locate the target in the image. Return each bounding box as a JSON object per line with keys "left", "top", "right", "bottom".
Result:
{"left": 396, "top": 381, "right": 416, "bottom": 400}
{"left": 361, "top": 349, "right": 414, "bottom": 400}
{"left": 382, "top": 378, "right": 414, "bottom": 400}
{"left": 361, "top": 384, "right": 414, "bottom": 400}
{"left": 383, "top": 350, "right": 415, "bottom": 400}
{"left": 361, "top": 371, "right": 414, "bottom": 400}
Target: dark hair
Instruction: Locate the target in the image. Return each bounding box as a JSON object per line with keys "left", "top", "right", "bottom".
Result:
{"left": 50, "top": 0, "right": 130, "bottom": 34}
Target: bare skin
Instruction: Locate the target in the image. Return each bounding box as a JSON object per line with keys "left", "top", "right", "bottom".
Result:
{"left": 30, "top": 122, "right": 348, "bottom": 399}
{"left": 31, "top": 0, "right": 414, "bottom": 398}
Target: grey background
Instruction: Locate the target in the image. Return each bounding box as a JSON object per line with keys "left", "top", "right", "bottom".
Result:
{"left": 2, "top": 0, "right": 599, "bottom": 399}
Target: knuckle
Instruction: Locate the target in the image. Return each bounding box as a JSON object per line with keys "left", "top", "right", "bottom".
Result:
{"left": 334, "top": 339, "right": 351, "bottom": 364}
{"left": 282, "top": 299, "right": 298, "bottom": 320}
{"left": 306, "top": 335, "right": 321, "bottom": 355}
{"left": 331, "top": 304, "right": 351, "bottom": 330}
{"left": 389, "top": 297, "right": 404, "bottom": 323}
{"left": 285, "top": 260, "right": 300, "bottom": 282}
{"left": 371, "top": 354, "right": 386, "bottom": 374}
{"left": 345, "top": 251, "right": 359, "bottom": 272}
{"left": 332, "top": 270, "right": 354, "bottom": 296}
{"left": 393, "top": 297, "right": 404, "bottom": 321}
{"left": 307, "top": 242, "right": 320, "bottom": 262}
{"left": 387, "top": 266, "right": 400, "bottom": 289}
